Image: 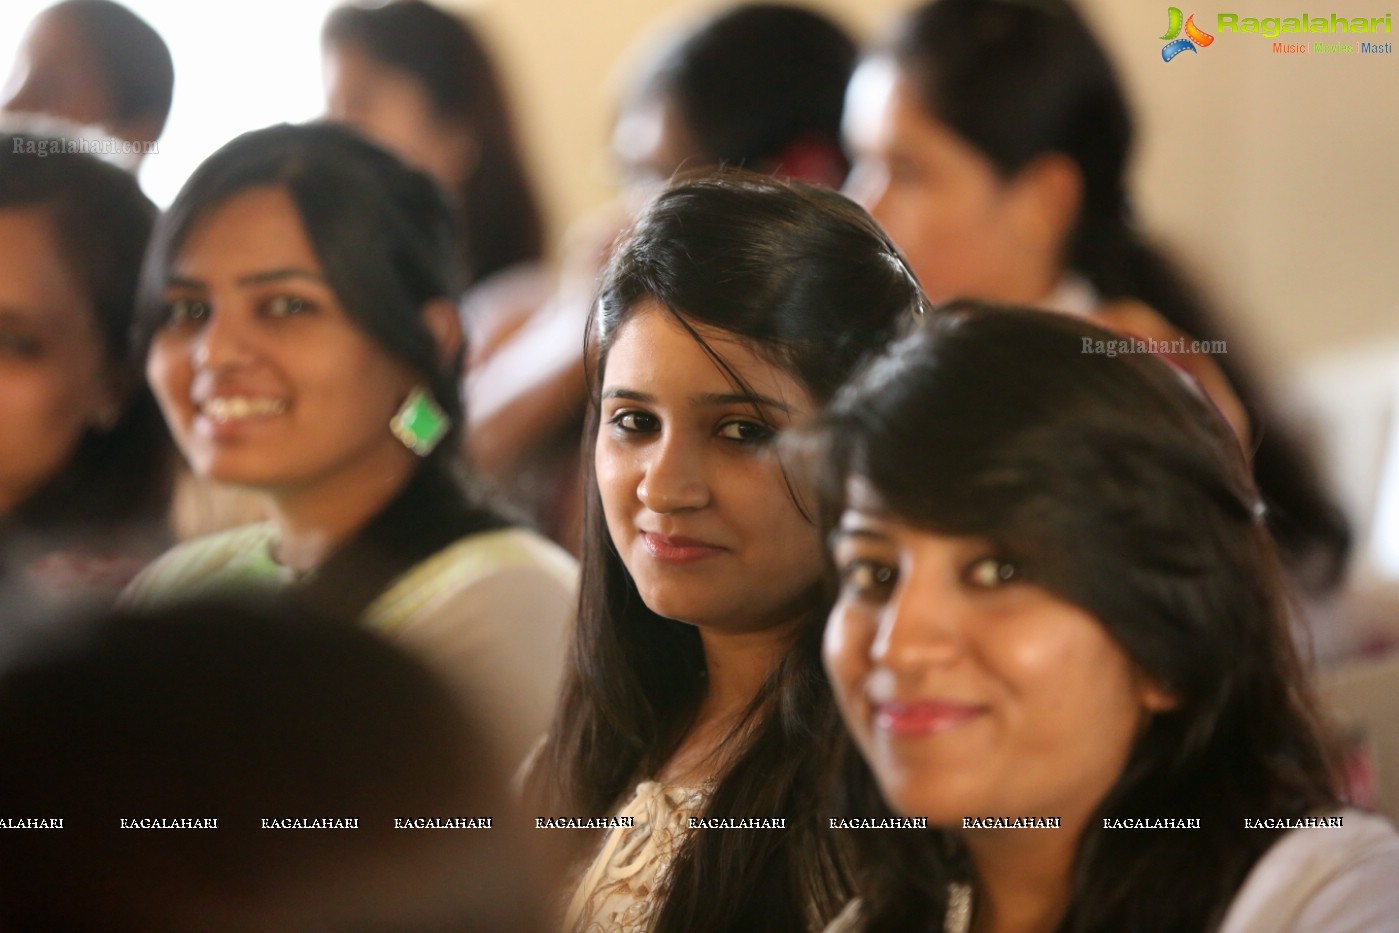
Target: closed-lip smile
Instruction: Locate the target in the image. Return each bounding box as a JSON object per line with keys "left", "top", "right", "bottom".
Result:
{"left": 873, "top": 699, "right": 988, "bottom": 737}
{"left": 640, "top": 531, "right": 728, "bottom": 563}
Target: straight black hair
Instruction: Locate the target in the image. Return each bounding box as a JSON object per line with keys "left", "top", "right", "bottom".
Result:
{"left": 0, "top": 596, "right": 548, "bottom": 932}
{"left": 535, "top": 171, "right": 928, "bottom": 932}
{"left": 0, "top": 134, "right": 172, "bottom": 534}
{"left": 631, "top": 2, "right": 856, "bottom": 176}
{"left": 805, "top": 304, "right": 1339, "bottom": 932}
{"left": 323, "top": 0, "right": 545, "bottom": 284}
{"left": 885, "top": 0, "right": 1351, "bottom": 593}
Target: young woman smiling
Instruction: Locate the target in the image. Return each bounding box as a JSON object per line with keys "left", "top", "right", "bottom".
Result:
{"left": 804, "top": 305, "right": 1399, "bottom": 933}
{"left": 124, "top": 123, "right": 575, "bottom": 767}
{"left": 531, "top": 172, "right": 927, "bottom": 933}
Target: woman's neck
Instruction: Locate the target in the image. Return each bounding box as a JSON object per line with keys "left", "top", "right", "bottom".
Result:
{"left": 655, "top": 620, "right": 800, "bottom": 786}
{"left": 265, "top": 447, "right": 419, "bottom": 574}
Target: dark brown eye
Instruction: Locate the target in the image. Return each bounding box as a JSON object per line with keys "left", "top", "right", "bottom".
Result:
{"left": 965, "top": 556, "right": 1017, "bottom": 589}
{"left": 164, "top": 297, "right": 211, "bottom": 326}
{"left": 839, "top": 559, "right": 897, "bottom": 602}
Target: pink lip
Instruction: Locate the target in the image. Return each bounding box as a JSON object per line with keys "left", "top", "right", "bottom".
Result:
{"left": 641, "top": 532, "right": 728, "bottom": 563}
{"left": 874, "top": 700, "right": 987, "bottom": 737}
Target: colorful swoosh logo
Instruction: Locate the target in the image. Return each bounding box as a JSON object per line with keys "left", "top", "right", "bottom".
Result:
{"left": 1161, "top": 8, "right": 1215, "bottom": 61}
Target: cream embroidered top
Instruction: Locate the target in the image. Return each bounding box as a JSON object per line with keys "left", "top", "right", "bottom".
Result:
{"left": 564, "top": 781, "right": 709, "bottom": 933}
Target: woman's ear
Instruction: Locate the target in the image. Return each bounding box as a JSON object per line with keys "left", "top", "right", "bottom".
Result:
{"left": 1136, "top": 672, "right": 1180, "bottom": 714}
{"left": 421, "top": 297, "right": 465, "bottom": 368}
{"left": 1008, "top": 152, "right": 1083, "bottom": 260}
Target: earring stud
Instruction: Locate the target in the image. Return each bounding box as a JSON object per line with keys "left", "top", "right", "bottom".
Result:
{"left": 390, "top": 387, "right": 450, "bottom": 456}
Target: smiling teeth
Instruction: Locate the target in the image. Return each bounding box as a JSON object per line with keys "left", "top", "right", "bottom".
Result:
{"left": 202, "top": 397, "right": 287, "bottom": 422}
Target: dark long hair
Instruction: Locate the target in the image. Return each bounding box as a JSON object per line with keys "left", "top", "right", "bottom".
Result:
{"left": 629, "top": 2, "right": 856, "bottom": 176}
{"left": 133, "top": 123, "right": 504, "bottom": 618}
{"left": 804, "top": 304, "right": 1339, "bottom": 932}
{"left": 534, "top": 172, "right": 928, "bottom": 932}
{"left": 884, "top": 0, "right": 1350, "bottom": 593}
{"left": 0, "top": 596, "right": 549, "bottom": 932}
{"left": 323, "top": 0, "right": 545, "bottom": 285}
{"left": 0, "top": 134, "right": 172, "bottom": 536}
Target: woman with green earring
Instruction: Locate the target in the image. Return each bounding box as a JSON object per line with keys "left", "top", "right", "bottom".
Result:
{"left": 124, "top": 123, "right": 576, "bottom": 768}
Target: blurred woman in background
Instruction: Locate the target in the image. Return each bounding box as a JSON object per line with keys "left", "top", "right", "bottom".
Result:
{"left": 532, "top": 172, "right": 927, "bottom": 933}
{"left": 466, "top": 2, "right": 859, "bottom": 550}
{"left": 842, "top": 0, "right": 1350, "bottom": 599}
{"left": 807, "top": 305, "right": 1398, "bottom": 933}
{"left": 0, "top": 136, "right": 172, "bottom": 608}
{"left": 322, "top": 0, "right": 547, "bottom": 332}
{"left": 124, "top": 123, "right": 574, "bottom": 767}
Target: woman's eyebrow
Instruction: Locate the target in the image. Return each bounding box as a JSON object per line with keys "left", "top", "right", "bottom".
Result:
{"left": 599, "top": 388, "right": 794, "bottom": 414}
{"left": 235, "top": 267, "right": 326, "bottom": 286}
{"left": 164, "top": 267, "right": 328, "bottom": 290}
{"left": 829, "top": 525, "right": 891, "bottom": 545}
{"left": 696, "top": 391, "right": 792, "bottom": 413}
{"left": 601, "top": 388, "right": 652, "bottom": 402}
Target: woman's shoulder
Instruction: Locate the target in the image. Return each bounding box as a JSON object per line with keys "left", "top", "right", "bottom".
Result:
{"left": 369, "top": 526, "right": 578, "bottom": 630}
{"left": 121, "top": 523, "right": 286, "bottom": 608}
{"left": 1218, "top": 807, "right": 1399, "bottom": 933}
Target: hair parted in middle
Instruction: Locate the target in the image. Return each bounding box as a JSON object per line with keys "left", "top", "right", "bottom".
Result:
{"left": 534, "top": 170, "right": 928, "bottom": 933}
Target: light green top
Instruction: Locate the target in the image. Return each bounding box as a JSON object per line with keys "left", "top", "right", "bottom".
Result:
{"left": 122, "top": 524, "right": 578, "bottom": 766}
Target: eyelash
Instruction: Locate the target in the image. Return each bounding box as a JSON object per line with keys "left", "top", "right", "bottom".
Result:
{"left": 264, "top": 295, "right": 314, "bottom": 318}
{"left": 607, "top": 410, "right": 775, "bottom": 446}
{"left": 161, "top": 294, "right": 316, "bottom": 328}
{"left": 162, "top": 297, "right": 210, "bottom": 328}
{"left": 838, "top": 558, "right": 898, "bottom": 603}
{"left": 835, "top": 554, "right": 1021, "bottom": 604}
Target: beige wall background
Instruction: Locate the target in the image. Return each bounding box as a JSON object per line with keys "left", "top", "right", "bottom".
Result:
{"left": 452, "top": 0, "right": 1398, "bottom": 377}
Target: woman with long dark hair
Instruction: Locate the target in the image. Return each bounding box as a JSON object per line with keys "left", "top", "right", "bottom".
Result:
{"left": 0, "top": 135, "right": 172, "bottom": 607}
{"left": 322, "top": 0, "right": 544, "bottom": 295}
{"left": 805, "top": 305, "right": 1399, "bottom": 932}
{"left": 532, "top": 172, "right": 927, "bottom": 932}
{"left": 124, "top": 123, "right": 574, "bottom": 766}
{"left": 842, "top": 0, "right": 1350, "bottom": 595}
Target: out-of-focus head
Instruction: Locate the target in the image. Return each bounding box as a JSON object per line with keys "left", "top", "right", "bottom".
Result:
{"left": 322, "top": 0, "right": 485, "bottom": 195}
{"left": 0, "top": 596, "right": 550, "bottom": 932}
{"left": 807, "top": 305, "right": 1325, "bottom": 826}
{"left": 842, "top": 0, "right": 1129, "bottom": 304}
{"left": 135, "top": 123, "right": 467, "bottom": 490}
{"left": 0, "top": 135, "right": 168, "bottom": 528}
{"left": 322, "top": 0, "right": 544, "bottom": 282}
{"left": 1, "top": 0, "right": 174, "bottom": 149}
{"left": 587, "top": 171, "right": 926, "bottom": 633}
{"left": 615, "top": 3, "right": 856, "bottom": 203}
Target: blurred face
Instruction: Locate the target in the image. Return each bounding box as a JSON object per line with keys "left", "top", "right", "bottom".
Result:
{"left": 842, "top": 59, "right": 1046, "bottom": 304}
{"left": 323, "top": 41, "right": 472, "bottom": 195}
{"left": 825, "top": 480, "right": 1172, "bottom": 827}
{"left": 1, "top": 11, "right": 115, "bottom": 132}
{"left": 146, "top": 186, "right": 419, "bottom": 498}
{"left": 596, "top": 304, "right": 824, "bottom": 633}
{"left": 612, "top": 92, "right": 700, "bottom": 212}
{"left": 0, "top": 208, "right": 118, "bottom": 515}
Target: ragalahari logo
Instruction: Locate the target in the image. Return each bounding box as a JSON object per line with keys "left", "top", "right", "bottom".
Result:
{"left": 1160, "top": 7, "right": 1215, "bottom": 60}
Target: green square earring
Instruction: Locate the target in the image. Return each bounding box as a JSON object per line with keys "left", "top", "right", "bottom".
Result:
{"left": 390, "top": 387, "right": 450, "bottom": 457}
